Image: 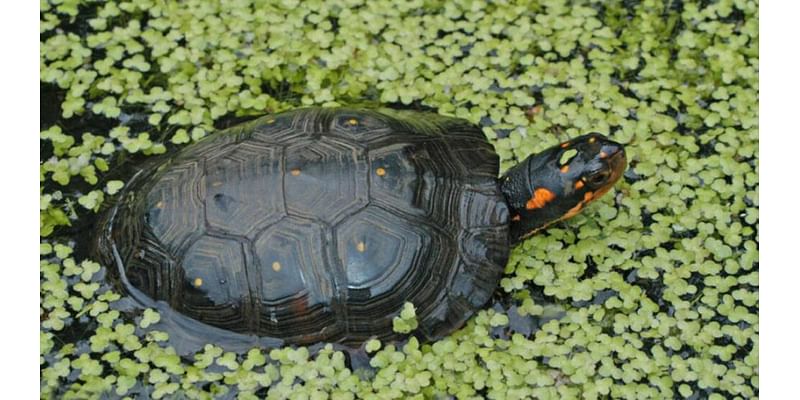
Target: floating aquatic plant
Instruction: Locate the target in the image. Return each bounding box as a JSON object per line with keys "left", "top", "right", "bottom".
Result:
{"left": 41, "top": 0, "right": 758, "bottom": 398}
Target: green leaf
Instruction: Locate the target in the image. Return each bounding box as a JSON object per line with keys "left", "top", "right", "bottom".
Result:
{"left": 147, "top": 330, "right": 169, "bottom": 342}
{"left": 393, "top": 302, "right": 418, "bottom": 334}
{"left": 74, "top": 282, "right": 100, "bottom": 299}
{"left": 400, "top": 302, "right": 416, "bottom": 320}
{"left": 54, "top": 244, "right": 73, "bottom": 259}
{"left": 489, "top": 312, "right": 509, "bottom": 327}
{"left": 153, "top": 382, "right": 179, "bottom": 399}
{"left": 80, "top": 260, "right": 102, "bottom": 281}
{"left": 62, "top": 258, "right": 82, "bottom": 276}
{"left": 105, "top": 180, "right": 124, "bottom": 195}
{"left": 115, "top": 375, "right": 137, "bottom": 396}
{"left": 148, "top": 113, "right": 163, "bottom": 126}
{"left": 77, "top": 190, "right": 104, "bottom": 211}
{"left": 365, "top": 339, "right": 381, "bottom": 353}
{"left": 40, "top": 242, "right": 53, "bottom": 255}
{"left": 140, "top": 308, "right": 161, "bottom": 329}
{"left": 97, "top": 310, "right": 120, "bottom": 327}
{"left": 170, "top": 129, "right": 189, "bottom": 144}
{"left": 216, "top": 352, "right": 239, "bottom": 370}
{"left": 242, "top": 348, "right": 266, "bottom": 370}
{"left": 148, "top": 368, "right": 169, "bottom": 384}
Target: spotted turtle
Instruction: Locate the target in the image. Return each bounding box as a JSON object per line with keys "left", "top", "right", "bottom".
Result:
{"left": 95, "top": 108, "right": 626, "bottom": 347}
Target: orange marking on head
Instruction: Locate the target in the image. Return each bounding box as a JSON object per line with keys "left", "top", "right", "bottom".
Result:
{"left": 511, "top": 214, "right": 521, "bottom": 222}
{"left": 290, "top": 169, "right": 301, "bottom": 176}
{"left": 599, "top": 151, "right": 608, "bottom": 159}
{"left": 560, "top": 142, "right": 570, "bottom": 148}
{"left": 574, "top": 180, "right": 584, "bottom": 190}
{"left": 376, "top": 167, "right": 386, "bottom": 176}
{"left": 525, "top": 188, "right": 556, "bottom": 210}
{"left": 560, "top": 165, "right": 570, "bottom": 173}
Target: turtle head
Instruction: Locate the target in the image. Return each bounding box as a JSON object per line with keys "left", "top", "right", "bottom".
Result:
{"left": 501, "top": 133, "right": 626, "bottom": 244}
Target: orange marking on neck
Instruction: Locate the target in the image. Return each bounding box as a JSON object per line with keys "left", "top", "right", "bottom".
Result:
{"left": 526, "top": 188, "right": 556, "bottom": 210}
{"left": 560, "top": 142, "right": 570, "bottom": 148}
{"left": 593, "top": 185, "right": 613, "bottom": 201}
{"left": 574, "top": 180, "right": 584, "bottom": 190}
{"left": 599, "top": 151, "right": 608, "bottom": 159}
{"left": 560, "top": 165, "right": 570, "bottom": 173}
{"left": 562, "top": 202, "right": 584, "bottom": 220}
{"left": 584, "top": 191, "right": 594, "bottom": 202}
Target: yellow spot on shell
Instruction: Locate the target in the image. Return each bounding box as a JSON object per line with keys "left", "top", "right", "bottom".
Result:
{"left": 346, "top": 118, "right": 358, "bottom": 126}
{"left": 266, "top": 118, "right": 275, "bottom": 124}
{"left": 356, "top": 241, "right": 366, "bottom": 253}
{"left": 155, "top": 201, "right": 165, "bottom": 209}
{"left": 376, "top": 167, "right": 386, "bottom": 176}
{"left": 211, "top": 181, "right": 223, "bottom": 187}
{"left": 290, "top": 169, "right": 301, "bottom": 176}
{"left": 272, "top": 262, "right": 281, "bottom": 272}
{"left": 193, "top": 278, "right": 203, "bottom": 287}
{"left": 588, "top": 136, "right": 596, "bottom": 143}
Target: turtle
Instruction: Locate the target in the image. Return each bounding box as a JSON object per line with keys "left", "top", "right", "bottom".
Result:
{"left": 94, "top": 107, "right": 626, "bottom": 348}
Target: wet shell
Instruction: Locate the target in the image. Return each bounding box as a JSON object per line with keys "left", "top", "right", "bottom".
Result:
{"left": 95, "top": 108, "right": 509, "bottom": 346}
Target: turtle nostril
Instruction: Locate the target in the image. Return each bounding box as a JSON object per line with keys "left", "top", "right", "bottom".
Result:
{"left": 600, "top": 142, "right": 623, "bottom": 158}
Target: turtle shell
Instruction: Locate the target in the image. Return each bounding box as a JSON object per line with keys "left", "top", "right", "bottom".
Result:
{"left": 96, "top": 108, "right": 509, "bottom": 346}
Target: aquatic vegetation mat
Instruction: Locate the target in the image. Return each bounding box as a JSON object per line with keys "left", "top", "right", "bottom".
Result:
{"left": 40, "top": 0, "right": 758, "bottom": 398}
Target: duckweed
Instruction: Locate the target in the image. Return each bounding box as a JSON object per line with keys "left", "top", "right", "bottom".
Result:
{"left": 41, "top": 0, "right": 758, "bottom": 398}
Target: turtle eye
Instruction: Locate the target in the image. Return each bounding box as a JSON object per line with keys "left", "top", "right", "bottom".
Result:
{"left": 586, "top": 170, "right": 610, "bottom": 186}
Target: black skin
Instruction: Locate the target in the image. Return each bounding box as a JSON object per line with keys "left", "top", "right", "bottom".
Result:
{"left": 501, "top": 133, "right": 627, "bottom": 244}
